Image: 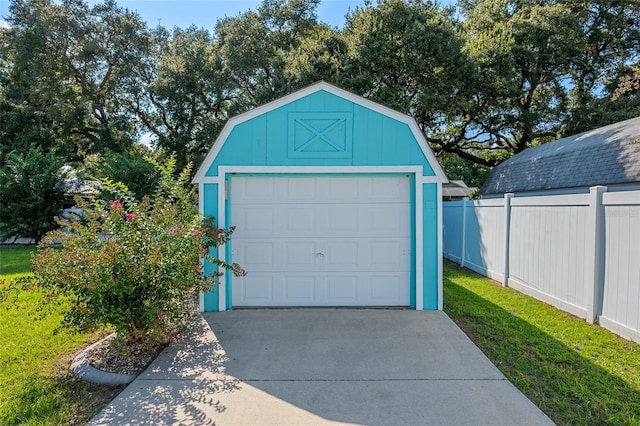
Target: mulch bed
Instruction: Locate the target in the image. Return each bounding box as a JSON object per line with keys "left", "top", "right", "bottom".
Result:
{"left": 83, "top": 334, "right": 166, "bottom": 375}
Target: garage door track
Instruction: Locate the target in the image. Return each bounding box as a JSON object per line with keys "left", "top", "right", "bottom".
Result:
{"left": 90, "top": 309, "right": 552, "bottom": 425}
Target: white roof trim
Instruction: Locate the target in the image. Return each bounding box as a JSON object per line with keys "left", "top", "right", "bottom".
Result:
{"left": 193, "top": 81, "right": 448, "bottom": 183}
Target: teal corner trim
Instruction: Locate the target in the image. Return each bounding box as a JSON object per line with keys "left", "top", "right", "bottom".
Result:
{"left": 409, "top": 175, "right": 416, "bottom": 309}
{"left": 203, "top": 183, "right": 220, "bottom": 311}
{"left": 203, "top": 258, "right": 220, "bottom": 311}
{"left": 225, "top": 175, "right": 233, "bottom": 310}
{"left": 422, "top": 183, "right": 439, "bottom": 309}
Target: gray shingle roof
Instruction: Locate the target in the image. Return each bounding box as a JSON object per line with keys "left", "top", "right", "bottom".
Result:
{"left": 481, "top": 116, "right": 640, "bottom": 195}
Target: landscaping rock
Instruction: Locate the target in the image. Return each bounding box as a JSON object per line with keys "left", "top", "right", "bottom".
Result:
{"left": 71, "top": 333, "right": 165, "bottom": 385}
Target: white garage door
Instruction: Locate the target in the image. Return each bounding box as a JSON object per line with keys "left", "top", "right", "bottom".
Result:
{"left": 230, "top": 175, "right": 411, "bottom": 307}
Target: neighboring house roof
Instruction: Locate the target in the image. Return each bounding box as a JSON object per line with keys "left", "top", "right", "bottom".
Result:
{"left": 442, "top": 180, "right": 477, "bottom": 198}
{"left": 481, "top": 116, "right": 640, "bottom": 196}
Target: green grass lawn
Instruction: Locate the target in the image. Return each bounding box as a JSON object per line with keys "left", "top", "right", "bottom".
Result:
{"left": 0, "top": 246, "right": 37, "bottom": 275}
{"left": 0, "top": 246, "right": 122, "bottom": 425}
{"left": 444, "top": 261, "right": 640, "bottom": 425}
{"left": 3, "top": 247, "right": 640, "bottom": 424}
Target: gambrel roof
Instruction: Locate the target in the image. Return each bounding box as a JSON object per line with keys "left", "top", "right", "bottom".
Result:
{"left": 193, "top": 81, "right": 447, "bottom": 183}
{"left": 481, "top": 116, "right": 640, "bottom": 196}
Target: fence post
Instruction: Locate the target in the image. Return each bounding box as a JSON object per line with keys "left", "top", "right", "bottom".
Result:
{"left": 461, "top": 197, "right": 468, "bottom": 267}
{"left": 503, "top": 193, "right": 514, "bottom": 287}
{"left": 585, "top": 185, "right": 607, "bottom": 324}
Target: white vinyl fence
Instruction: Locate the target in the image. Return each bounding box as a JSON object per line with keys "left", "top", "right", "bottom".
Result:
{"left": 443, "top": 187, "right": 640, "bottom": 344}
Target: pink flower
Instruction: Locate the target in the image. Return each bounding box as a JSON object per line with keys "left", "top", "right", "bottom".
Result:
{"left": 125, "top": 213, "right": 135, "bottom": 221}
{"left": 111, "top": 200, "right": 123, "bottom": 210}
{"left": 170, "top": 226, "right": 178, "bottom": 233}
{"left": 142, "top": 195, "right": 149, "bottom": 202}
{"left": 192, "top": 229, "right": 206, "bottom": 237}
{"left": 157, "top": 312, "right": 165, "bottom": 319}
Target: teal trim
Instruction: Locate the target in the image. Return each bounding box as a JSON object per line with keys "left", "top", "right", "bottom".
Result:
{"left": 224, "top": 173, "right": 416, "bottom": 309}
{"left": 422, "top": 183, "right": 439, "bottom": 309}
{"left": 225, "top": 175, "right": 233, "bottom": 310}
{"left": 203, "top": 250, "right": 220, "bottom": 311}
{"left": 409, "top": 175, "right": 416, "bottom": 309}
{"left": 202, "top": 183, "right": 219, "bottom": 312}
{"left": 226, "top": 172, "right": 412, "bottom": 178}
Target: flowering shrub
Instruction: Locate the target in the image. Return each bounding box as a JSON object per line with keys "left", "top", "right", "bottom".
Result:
{"left": 31, "top": 156, "right": 244, "bottom": 348}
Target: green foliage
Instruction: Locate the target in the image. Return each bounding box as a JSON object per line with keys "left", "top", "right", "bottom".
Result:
{"left": 216, "top": 0, "right": 322, "bottom": 107}
{"left": 0, "top": 146, "right": 71, "bottom": 243}
{"left": 460, "top": 0, "right": 579, "bottom": 156}
{"left": 563, "top": 94, "right": 640, "bottom": 137}
{"left": 2, "top": 0, "right": 639, "bottom": 175}
{"left": 1, "top": 0, "right": 150, "bottom": 161}
{"left": 438, "top": 153, "right": 491, "bottom": 189}
{"left": 285, "top": 24, "right": 348, "bottom": 88}
{"left": 127, "top": 26, "right": 230, "bottom": 171}
{"left": 342, "top": 1, "right": 474, "bottom": 129}
{"left": 455, "top": 0, "right": 640, "bottom": 159}
{"left": 444, "top": 262, "right": 640, "bottom": 424}
{"left": 30, "top": 157, "right": 244, "bottom": 347}
{"left": 85, "top": 147, "right": 161, "bottom": 200}
{"left": 613, "top": 65, "right": 640, "bottom": 100}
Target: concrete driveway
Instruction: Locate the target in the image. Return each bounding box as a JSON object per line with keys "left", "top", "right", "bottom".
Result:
{"left": 90, "top": 309, "right": 553, "bottom": 425}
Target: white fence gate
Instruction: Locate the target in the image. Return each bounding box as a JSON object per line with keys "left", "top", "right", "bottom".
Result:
{"left": 443, "top": 187, "right": 640, "bottom": 344}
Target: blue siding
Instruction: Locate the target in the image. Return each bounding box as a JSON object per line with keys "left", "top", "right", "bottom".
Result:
{"left": 423, "top": 184, "right": 439, "bottom": 309}
{"left": 206, "top": 90, "right": 435, "bottom": 176}
{"left": 202, "top": 183, "right": 219, "bottom": 311}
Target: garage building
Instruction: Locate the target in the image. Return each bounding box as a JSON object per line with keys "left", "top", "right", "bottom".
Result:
{"left": 193, "top": 82, "right": 448, "bottom": 311}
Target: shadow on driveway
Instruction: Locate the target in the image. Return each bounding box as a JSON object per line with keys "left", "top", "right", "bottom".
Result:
{"left": 89, "top": 309, "right": 552, "bottom": 425}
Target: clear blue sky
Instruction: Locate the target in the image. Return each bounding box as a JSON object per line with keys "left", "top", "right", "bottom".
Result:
{"left": 123, "top": 0, "right": 363, "bottom": 29}
{"left": 1, "top": 0, "right": 456, "bottom": 30}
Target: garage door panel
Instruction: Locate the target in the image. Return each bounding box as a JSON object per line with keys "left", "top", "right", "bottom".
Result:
{"left": 327, "top": 206, "right": 359, "bottom": 234}
{"left": 286, "top": 178, "right": 316, "bottom": 200}
{"left": 369, "top": 275, "right": 408, "bottom": 302}
{"left": 325, "top": 204, "right": 411, "bottom": 238}
{"left": 326, "top": 242, "right": 359, "bottom": 267}
{"left": 240, "top": 242, "right": 275, "bottom": 269}
{"left": 284, "top": 242, "right": 317, "bottom": 268}
{"left": 284, "top": 207, "right": 317, "bottom": 233}
{"left": 231, "top": 176, "right": 411, "bottom": 307}
{"left": 326, "top": 177, "right": 359, "bottom": 200}
{"left": 236, "top": 208, "right": 275, "bottom": 235}
{"left": 368, "top": 243, "right": 407, "bottom": 271}
{"left": 284, "top": 276, "right": 315, "bottom": 301}
{"left": 365, "top": 205, "right": 410, "bottom": 236}
{"left": 237, "top": 240, "right": 319, "bottom": 272}
{"left": 369, "top": 178, "right": 409, "bottom": 201}
{"left": 241, "top": 275, "right": 275, "bottom": 302}
{"left": 234, "top": 178, "right": 276, "bottom": 203}
{"left": 326, "top": 275, "right": 359, "bottom": 301}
